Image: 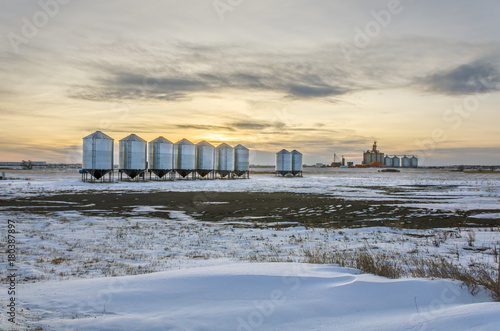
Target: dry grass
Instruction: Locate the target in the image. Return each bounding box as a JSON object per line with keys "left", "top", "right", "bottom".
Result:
{"left": 50, "top": 257, "right": 68, "bottom": 265}
{"left": 302, "top": 247, "right": 500, "bottom": 301}
{"left": 303, "top": 247, "right": 403, "bottom": 278}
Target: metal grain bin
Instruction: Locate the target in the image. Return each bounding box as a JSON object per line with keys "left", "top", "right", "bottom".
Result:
{"left": 196, "top": 140, "right": 215, "bottom": 178}
{"left": 119, "top": 134, "right": 147, "bottom": 179}
{"left": 384, "top": 156, "right": 392, "bottom": 167}
{"left": 392, "top": 156, "right": 400, "bottom": 168}
{"left": 234, "top": 144, "right": 249, "bottom": 178}
{"left": 174, "top": 139, "right": 196, "bottom": 178}
{"left": 411, "top": 156, "right": 418, "bottom": 168}
{"left": 148, "top": 136, "right": 173, "bottom": 179}
{"left": 82, "top": 131, "right": 114, "bottom": 180}
{"left": 275, "top": 149, "right": 292, "bottom": 176}
{"left": 402, "top": 156, "right": 410, "bottom": 168}
{"left": 215, "top": 143, "right": 234, "bottom": 177}
{"left": 291, "top": 150, "right": 303, "bottom": 176}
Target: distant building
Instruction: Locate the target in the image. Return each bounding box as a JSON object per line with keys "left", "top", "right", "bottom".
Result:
{"left": 362, "top": 141, "right": 384, "bottom": 166}
{"left": 0, "top": 161, "right": 47, "bottom": 169}
{"left": 330, "top": 153, "right": 345, "bottom": 167}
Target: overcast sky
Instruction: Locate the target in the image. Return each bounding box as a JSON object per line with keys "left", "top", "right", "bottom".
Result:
{"left": 1, "top": 0, "right": 500, "bottom": 165}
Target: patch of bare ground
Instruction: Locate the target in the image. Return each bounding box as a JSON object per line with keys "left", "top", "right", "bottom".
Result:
{"left": 2, "top": 191, "right": 499, "bottom": 229}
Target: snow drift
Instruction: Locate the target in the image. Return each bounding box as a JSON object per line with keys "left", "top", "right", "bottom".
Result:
{"left": 13, "top": 263, "right": 500, "bottom": 330}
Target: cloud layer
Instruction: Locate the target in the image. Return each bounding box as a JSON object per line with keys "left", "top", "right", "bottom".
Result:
{"left": 1, "top": 0, "right": 500, "bottom": 164}
{"left": 417, "top": 60, "right": 500, "bottom": 95}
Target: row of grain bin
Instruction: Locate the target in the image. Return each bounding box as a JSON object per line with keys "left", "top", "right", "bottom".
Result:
{"left": 82, "top": 131, "right": 249, "bottom": 182}
{"left": 81, "top": 131, "right": 114, "bottom": 181}
{"left": 384, "top": 155, "right": 418, "bottom": 168}
{"left": 275, "top": 149, "right": 303, "bottom": 177}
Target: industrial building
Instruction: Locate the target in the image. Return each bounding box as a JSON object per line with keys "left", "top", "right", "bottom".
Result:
{"left": 174, "top": 139, "right": 196, "bottom": 179}
{"left": 390, "top": 155, "right": 419, "bottom": 168}
{"left": 275, "top": 149, "right": 303, "bottom": 177}
{"left": 275, "top": 149, "right": 291, "bottom": 176}
{"left": 361, "top": 141, "right": 418, "bottom": 168}
{"left": 291, "top": 150, "right": 303, "bottom": 176}
{"left": 362, "top": 141, "right": 385, "bottom": 166}
{"left": 411, "top": 156, "right": 418, "bottom": 168}
{"left": 148, "top": 136, "right": 174, "bottom": 180}
{"left": 215, "top": 143, "right": 234, "bottom": 178}
{"left": 82, "top": 131, "right": 114, "bottom": 182}
{"left": 392, "top": 156, "right": 400, "bottom": 167}
{"left": 118, "top": 134, "right": 147, "bottom": 180}
{"left": 233, "top": 144, "right": 250, "bottom": 178}
{"left": 330, "top": 153, "right": 345, "bottom": 167}
{"left": 81, "top": 131, "right": 250, "bottom": 182}
{"left": 384, "top": 156, "right": 392, "bottom": 167}
{"left": 196, "top": 141, "right": 215, "bottom": 179}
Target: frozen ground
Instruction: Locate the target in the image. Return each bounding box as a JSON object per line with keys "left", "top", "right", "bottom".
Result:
{"left": 0, "top": 210, "right": 499, "bottom": 282}
{"left": 2, "top": 168, "right": 500, "bottom": 212}
{"left": 0, "top": 169, "right": 499, "bottom": 330}
{"left": 6, "top": 263, "right": 500, "bottom": 331}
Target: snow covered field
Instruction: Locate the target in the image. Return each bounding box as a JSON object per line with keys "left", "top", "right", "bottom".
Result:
{"left": 2, "top": 168, "right": 500, "bottom": 212}
{"left": 9, "top": 263, "right": 500, "bottom": 330}
{"left": 1, "top": 210, "right": 499, "bottom": 282}
{"left": 1, "top": 169, "right": 499, "bottom": 330}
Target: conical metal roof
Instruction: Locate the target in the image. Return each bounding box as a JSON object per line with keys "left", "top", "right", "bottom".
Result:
{"left": 83, "top": 131, "right": 113, "bottom": 140}
{"left": 291, "top": 150, "right": 302, "bottom": 155}
{"left": 196, "top": 140, "right": 214, "bottom": 147}
{"left": 216, "top": 143, "right": 233, "bottom": 150}
{"left": 234, "top": 144, "right": 248, "bottom": 150}
{"left": 175, "top": 138, "right": 194, "bottom": 145}
{"left": 120, "top": 134, "right": 146, "bottom": 142}
{"left": 150, "top": 136, "right": 172, "bottom": 144}
{"left": 277, "top": 149, "right": 290, "bottom": 154}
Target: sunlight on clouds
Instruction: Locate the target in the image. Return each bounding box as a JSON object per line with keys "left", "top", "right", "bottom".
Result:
{"left": 1, "top": 1, "right": 499, "bottom": 165}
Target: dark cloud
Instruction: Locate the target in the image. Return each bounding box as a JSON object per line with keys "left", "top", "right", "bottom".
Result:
{"left": 173, "top": 118, "right": 347, "bottom": 141}
{"left": 416, "top": 61, "right": 500, "bottom": 95}
{"left": 230, "top": 73, "right": 268, "bottom": 89}
{"left": 59, "top": 38, "right": 500, "bottom": 103}
{"left": 70, "top": 71, "right": 209, "bottom": 102}
{"left": 176, "top": 124, "right": 235, "bottom": 131}
{"left": 69, "top": 70, "right": 350, "bottom": 102}
{"left": 173, "top": 120, "right": 340, "bottom": 136}
{"left": 287, "top": 84, "right": 344, "bottom": 98}
{"left": 113, "top": 72, "right": 207, "bottom": 91}
{"left": 231, "top": 121, "right": 286, "bottom": 130}
{"left": 67, "top": 43, "right": 354, "bottom": 101}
